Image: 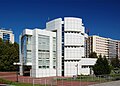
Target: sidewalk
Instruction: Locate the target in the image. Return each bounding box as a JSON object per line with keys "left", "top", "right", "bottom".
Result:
{"left": 89, "top": 80, "right": 120, "bottom": 86}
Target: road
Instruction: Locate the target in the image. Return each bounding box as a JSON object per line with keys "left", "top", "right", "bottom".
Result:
{"left": 89, "top": 80, "right": 120, "bottom": 86}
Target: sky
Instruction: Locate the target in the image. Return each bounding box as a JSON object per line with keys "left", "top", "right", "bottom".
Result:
{"left": 0, "top": 0, "right": 120, "bottom": 43}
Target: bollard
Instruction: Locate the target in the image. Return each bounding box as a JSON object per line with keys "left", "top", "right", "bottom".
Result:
{"left": 33, "top": 78, "right": 34, "bottom": 86}
{"left": 62, "top": 78, "right": 64, "bottom": 86}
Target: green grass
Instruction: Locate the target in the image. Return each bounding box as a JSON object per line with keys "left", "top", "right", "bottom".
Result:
{"left": 0, "top": 78, "right": 46, "bottom": 86}
{"left": 57, "top": 75, "right": 112, "bottom": 82}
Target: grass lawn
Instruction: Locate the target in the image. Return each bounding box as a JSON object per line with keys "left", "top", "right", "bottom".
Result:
{"left": 57, "top": 74, "right": 120, "bottom": 83}
{"left": 57, "top": 75, "right": 112, "bottom": 82}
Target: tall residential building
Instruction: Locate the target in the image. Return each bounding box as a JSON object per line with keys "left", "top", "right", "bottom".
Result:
{"left": 108, "top": 39, "right": 118, "bottom": 58}
{"left": 117, "top": 41, "right": 120, "bottom": 59}
{"left": 19, "top": 17, "right": 97, "bottom": 78}
{"left": 116, "top": 41, "right": 120, "bottom": 59}
{"left": 0, "top": 29, "right": 14, "bottom": 43}
{"left": 86, "top": 35, "right": 120, "bottom": 59}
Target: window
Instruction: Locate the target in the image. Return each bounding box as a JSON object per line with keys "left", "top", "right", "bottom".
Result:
{"left": 38, "top": 35, "right": 49, "bottom": 51}
{"left": 53, "top": 66, "right": 56, "bottom": 69}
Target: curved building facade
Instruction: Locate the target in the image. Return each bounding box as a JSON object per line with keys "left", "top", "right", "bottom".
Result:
{"left": 46, "top": 17, "right": 89, "bottom": 76}
{"left": 19, "top": 17, "right": 96, "bottom": 77}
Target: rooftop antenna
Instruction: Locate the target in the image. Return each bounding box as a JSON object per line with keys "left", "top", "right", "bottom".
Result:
{"left": 86, "top": 28, "right": 90, "bottom": 35}
{"left": 47, "top": 17, "right": 50, "bottom": 21}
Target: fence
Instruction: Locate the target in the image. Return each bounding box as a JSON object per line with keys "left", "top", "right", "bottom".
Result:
{"left": 0, "top": 72, "right": 120, "bottom": 86}
{"left": 18, "top": 78, "right": 55, "bottom": 86}
{"left": 18, "top": 74, "right": 120, "bottom": 86}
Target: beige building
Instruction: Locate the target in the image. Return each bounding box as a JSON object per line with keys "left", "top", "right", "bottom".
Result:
{"left": 116, "top": 41, "right": 120, "bottom": 59}
{"left": 86, "top": 35, "right": 120, "bottom": 59}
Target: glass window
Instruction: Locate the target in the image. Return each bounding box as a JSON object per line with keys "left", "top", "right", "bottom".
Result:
{"left": 38, "top": 35, "right": 49, "bottom": 50}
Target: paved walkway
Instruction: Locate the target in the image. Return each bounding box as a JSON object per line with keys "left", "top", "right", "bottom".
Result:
{"left": 89, "top": 80, "right": 120, "bottom": 86}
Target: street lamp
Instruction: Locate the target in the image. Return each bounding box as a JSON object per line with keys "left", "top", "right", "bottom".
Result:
{"left": 75, "top": 59, "right": 81, "bottom": 77}
{"left": 13, "top": 62, "right": 21, "bottom": 82}
{"left": 75, "top": 64, "right": 78, "bottom": 76}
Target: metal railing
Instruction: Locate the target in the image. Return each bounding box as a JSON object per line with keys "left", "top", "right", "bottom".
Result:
{"left": 1, "top": 72, "right": 120, "bottom": 86}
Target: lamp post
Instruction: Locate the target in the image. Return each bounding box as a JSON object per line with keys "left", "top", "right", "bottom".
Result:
{"left": 75, "top": 64, "right": 78, "bottom": 76}
{"left": 13, "top": 62, "right": 21, "bottom": 82}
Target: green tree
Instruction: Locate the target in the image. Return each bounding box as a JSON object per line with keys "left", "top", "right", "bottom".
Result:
{"left": 0, "top": 38, "right": 3, "bottom": 45}
{"left": 0, "top": 40, "right": 19, "bottom": 71}
{"left": 89, "top": 52, "right": 98, "bottom": 58}
{"left": 110, "top": 56, "right": 120, "bottom": 68}
{"left": 103, "top": 56, "right": 111, "bottom": 74}
{"left": 93, "top": 55, "right": 111, "bottom": 75}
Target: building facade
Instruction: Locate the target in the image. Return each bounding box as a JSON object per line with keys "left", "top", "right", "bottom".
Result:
{"left": 0, "top": 29, "right": 14, "bottom": 43}
{"left": 86, "top": 35, "right": 120, "bottom": 58}
{"left": 19, "top": 29, "right": 56, "bottom": 77}
{"left": 118, "top": 41, "right": 120, "bottom": 59}
{"left": 19, "top": 17, "right": 97, "bottom": 78}
{"left": 46, "top": 17, "right": 96, "bottom": 76}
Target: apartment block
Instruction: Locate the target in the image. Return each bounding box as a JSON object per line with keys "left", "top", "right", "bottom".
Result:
{"left": 86, "top": 35, "right": 120, "bottom": 59}
{"left": 0, "top": 29, "right": 14, "bottom": 43}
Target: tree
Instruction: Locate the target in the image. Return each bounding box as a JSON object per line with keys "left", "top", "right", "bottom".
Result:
{"left": 0, "top": 38, "right": 3, "bottom": 45}
{"left": 103, "top": 56, "right": 111, "bottom": 74}
{"left": 93, "top": 55, "right": 111, "bottom": 75}
{"left": 0, "top": 39, "right": 19, "bottom": 71}
{"left": 89, "top": 52, "right": 98, "bottom": 58}
{"left": 110, "top": 56, "right": 120, "bottom": 68}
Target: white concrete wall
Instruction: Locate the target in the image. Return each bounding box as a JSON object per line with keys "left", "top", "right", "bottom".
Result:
{"left": 46, "top": 18, "right": 62, "bottom": 31}
{"left": 64, "top": 17, "right": 86, "bottom": 76}
{"left": 65, "top": 61, "right": 79, "bottom": 76}
{"left": 80, "top": 58, "right": 97, "bottom": 66}
{"left": 64, "top": 47, "right": 84, "bottom": 60}
{"left": 80, "top": 68, "right": 90, "bottom": 75}
{"left": 64, "top": 17, "right": 84, "bottom": 33}
{"left": 31, "top": 29, "right": 38, "bottom": 77}
{"left": 64, "top": 32, "right": 84, "bottom": 46}
{"left": 31, "top": 29, "right": 56, "bottom": 77}
{"left": 80, "top": 58, "right": 97, "bottom": 75}
{"left": 19, "top": 35, "right": 23, "bottom": 75}
{"left": 64, "top": 58, "right": 97, "bottom": 76}
{"left": 46, "top": 17, "right": 92, "bottom": 76}
{"left": 20, "top": 29, "right": 56, "bottom": 77}
{"left": 46, "top": 18, "right": 62, "bottom": 76}
{"left": 20, "top": 17, "right": 98, "bottom": 78}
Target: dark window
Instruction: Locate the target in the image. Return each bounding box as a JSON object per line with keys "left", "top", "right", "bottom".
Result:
{"left": 39, "top": 66, "right": 42, "bottom": 68}
{"left": 53, "top": 66, "right": 56, "bottom": 69}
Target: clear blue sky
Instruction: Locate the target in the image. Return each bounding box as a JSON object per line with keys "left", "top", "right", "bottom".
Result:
{"left": 0, "top": 0, "right": 120, "bottom": 43}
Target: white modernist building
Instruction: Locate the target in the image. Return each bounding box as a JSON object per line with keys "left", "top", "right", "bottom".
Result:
{"left": 19, "top": 17, "right": 97, "bottom": 77}
{"left": 19, "top": 29, "right": 56, "bottom": 77}
{"left": 0, "top": 29, "right": 14, "bottom": 43}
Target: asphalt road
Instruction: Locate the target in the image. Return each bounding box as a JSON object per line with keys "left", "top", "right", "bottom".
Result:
{"left": 89, "top": 80, "right": 120, "bottom": 86}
